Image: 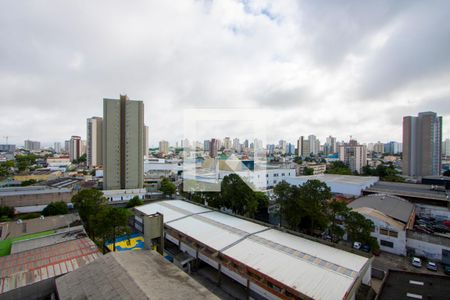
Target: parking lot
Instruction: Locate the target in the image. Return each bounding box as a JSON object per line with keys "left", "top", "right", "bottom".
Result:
{"left": 373, "top": 251, "right": 447, "bottom": 276}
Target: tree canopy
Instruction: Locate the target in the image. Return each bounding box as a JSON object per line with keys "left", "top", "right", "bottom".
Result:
{"left": 126, "top": 196, "right": 144, "bottom": 208}
{"left": 159, "top": 178, "right": 176, "bottom": 196}
{"left": 362, "top": 163, "right": 404, "bottom": 182}
{"left": 42, "top": 201, "right": 68, "bottom": 216}
{"left": 325, "top": 161, "right": 352, "bottom": 175}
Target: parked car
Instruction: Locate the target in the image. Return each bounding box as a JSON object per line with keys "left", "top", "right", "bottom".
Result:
{"left": 426, "top": 261, "right": 438, "bottom": 271}
{"left": 353, "top": 242, "right": 362, "bottom": 250}
{"left": 412, "top": 257, "right": 422, "bottom": 268}
{"left": 361, "top": 244, "right": 371, "bottom": 253}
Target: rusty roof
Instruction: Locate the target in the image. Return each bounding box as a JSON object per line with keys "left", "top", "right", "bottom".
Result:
{"left": 0, "top": 237, "right": 100, "bottom": 294}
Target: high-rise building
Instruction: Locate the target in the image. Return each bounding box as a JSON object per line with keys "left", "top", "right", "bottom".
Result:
{"left": 103, "top": 95, "right": 144, "bottom": 190}
{"left": 0, "top": 144, "right": 16, "bottom": 153}
{"left": 24, "top": 140, "right": 40, "bottom": 151}
{"left": 210, "top": 138, "right": 218, "bottom": 158}
{"left": 338, "top": 140, "right": 367, "bottom": 173}
{"left": 203, "top": 140, "right": 211, "bottom": 152}
{"left": 54, "top": 142, "right": 61, "bottom": 153}
{"left": 159, "top": 140, "right": 169, "bottom": 155}
{"left": 64, "top": 140, "right": 70, "bottom": 153}
{"left": 403, "top": 112, "right": 442, "bottom": 177}
{"left": 308, "top": 135, "right": 318, "bottom": 155}
{"left": 278, "top": 140, "right": 287, "bottom": 154}
{"left": 69, "top": 136, "right": 81, "bottom": 162}
{"left": 443, "top": 138, "right": 450, "bottom": 158}
{"left": 325, "top": 136, "right": 337, "bottom": 154}
{"left": 232, "top": 138, "right": 240, "bottom": 153}
{"left": 223, "top": 137, "right": 231, "bottom": 150}
{"left": 144, "top": 125, "right": 149, "bottom": 158}
{"left": 384, "top": 141, "right": 401, "bottom": 155}
{"left": 296, "top": 136, "right": 304, "bottom": 156}
{"left": 87, "top": 116, "right": 103, "bottom": 168}
{"left": 373, "top": 142, "right": 385, "bottom": 154}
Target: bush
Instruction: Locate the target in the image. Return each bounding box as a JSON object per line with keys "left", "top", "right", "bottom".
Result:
{"left": 42, "top": 201, "right": 69, "bottom": 216}
{"left": 0, "top": 206, "right": 15, "bottom": 219}
{"left": 126, "top": 196, "right": 144, "bottom": 208}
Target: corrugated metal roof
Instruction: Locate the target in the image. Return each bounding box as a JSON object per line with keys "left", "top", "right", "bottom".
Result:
{"left": 136, "top": 200, "right": 370, "bottom": 300}
{"left": 0, "top": 237, "right": 100, "bottom": 294}
{"left": 348, "top": 193, "right": 414, "bottom": 223}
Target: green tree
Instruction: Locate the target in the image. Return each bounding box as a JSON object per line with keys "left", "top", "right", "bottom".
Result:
{"left": 221, "top": 174, "right": 258, "bottom": 217}
{"left": 343, "top": 211, "right": 379, "bottom": 252}
{"left": 97, "top": 207, "right": 131, "bottom": 252}
{"left": 303, "top": 167, "right": 314, "bottom": 175}
{"left": 21, "top": 179, "right": 37, "bottom": 186}
{"left": 71, "top": 189, "right": 107, "bottom": 238}
{"left": 126, "top": 196, "right": 144, "bottom": 208}
{"left": 293, "top": 156, "right": 303, "bottom": 164}
{"left": 0, "top": 206, "right": 15, "bottom": 220}
{"left": 159, "top": 178, "right": 176, "bottom": 196}
{"left": 327, "top": 200, "right": 350, "bottom": 241}
{"left": 15, "top": 154, "right": 36, "bottom": 172}
{"left": 274, "top": 181, "right": 301, "bottom": 229}
{"left": 325, "top": 161, "right": 352, "bottom": 175}
{"left": 42, "top": 201, "right": 69, "bottom": 216}
{"left": 298, "top": 180, "right": 331, "bottom": 234}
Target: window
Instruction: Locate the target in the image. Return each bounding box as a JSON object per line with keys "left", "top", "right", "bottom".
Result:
{"left": 267, "top": 281, "right": 282, "bottom": 293}
{"left": 379, "top": 228, "right": 389, "bottom": 236}
{"left": 388, "top": 231, "right": 398, "bottom": 238}
{"left": 380, "top": 240, "right": 394, "bottom": 248}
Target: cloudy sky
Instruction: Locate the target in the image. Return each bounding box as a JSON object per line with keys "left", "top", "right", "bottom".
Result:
{"left": 1, "top": 0, "right": 449, "bottom": 147}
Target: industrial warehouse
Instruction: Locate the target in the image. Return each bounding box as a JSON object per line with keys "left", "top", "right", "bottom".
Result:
{"left": 133, "top": 200, "right": 372, "bottom": 300}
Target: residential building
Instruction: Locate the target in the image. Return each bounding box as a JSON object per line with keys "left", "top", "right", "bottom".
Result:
{"left": 403, "top": 111, "right": 442, "bottom": 177}
{"left": 103, "top": 95, "right": 144, "bottom": 190}
{"left": 203, "top": 140, "right": 210, "bottom": 152}
{"left": 223, "top": 137, "right": 231, "bottom": 149}
{"left": 209, "top": 138, "right": 218, "bottom": 158}
{"left": 232, "top": 138, "right": 240, "bottom": 153}
{"left": 308, "top": 135, "right": 319, "bottom": 155}
{"left": 144, "top": 125, "right": 149, "bottom": 158}
{"left": 0, "top": 144, "right": 16, "bottom": 153}
{"left": 87, "top": 117, "right": 103, "bottom": 168}
{"left": 443, "top": 138, "right": 450, "bottom": 157}
{"left": 64, "top": 140, "right": 70, "bottom": 153}
{"left": 325, "top": 136, "right": 337, "bottom": 154}
{"left": 69, "top": 135, "right": 81, "bottom": 162}
{"left": 384, "top": 141, "right": 402, "bottom": 155}
{"left": 278, "top": 140, "right": 287, "bottom": 154}
{"left": 373, "top": 141, "right": 385, "bottom": 154}
{"left": 338, "top": 140, "right": 367, "bottom": 173}
{"left": 24, "top": 140, "right": 40, "bottom": 151}
{"left": 159, "top": 140, "right": 169, "bottom": 155}
{"left": 267, "top": 144, "right": 275, "bottom": 155}
{"left": 53, "top": 142, "right": 61, "bottom": 153}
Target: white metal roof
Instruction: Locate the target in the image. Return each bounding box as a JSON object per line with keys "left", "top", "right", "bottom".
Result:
{"left": 136, "top": 200, "right": 370, "bottom": 300}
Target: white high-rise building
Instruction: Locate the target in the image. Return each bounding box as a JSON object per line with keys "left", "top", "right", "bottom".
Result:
{"left": 338, "top": 140, "right": 367, "bottom": 174}
{"left": 103, "top": 95, "right": 144, "bottom": 190}
{"left": 24, "top": 140, "right": 41, "bottom": 151}
{"left": 325, "top": 136, "right": 337, "bottom": 154}
{"left": 223, "top": 137, "right": 231, "bottom": 150}
{"left": 87, "top": 116, "right": 103, "bottom": 168}
{"left": 144, "top": 125, "right": 149, "bottom": 158}
{"left": 443, "top": 138, "right": 450, "bottom": 158}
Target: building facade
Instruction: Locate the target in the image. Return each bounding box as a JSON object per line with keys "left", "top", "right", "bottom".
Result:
{"left": 69, "top": 136, "right": 81, "bottom": 162}
{"left": 159, "top": 140, "right": 169, "bottom": 155}
{"left": 103, "top": 95, "right": 144, "bottom": 190}
{"left": 338, "top": 140, "right": 367, "bottom": 174}
{"left": 86, "top": 117, "right": 103, "bottom": 168}
{"left": 24, "top": 140, "right": 40, "bottom": 151}
{"left": 403, "top": 112, "right": 442, "bottom": 177}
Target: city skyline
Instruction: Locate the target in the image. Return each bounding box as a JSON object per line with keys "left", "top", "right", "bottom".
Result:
{"left": 1, "top": 1, "right": 450, "bottom": 146}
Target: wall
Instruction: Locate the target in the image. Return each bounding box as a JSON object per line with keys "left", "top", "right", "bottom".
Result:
{"left": 406, "top": 230, "right": 450, "bottom": 261}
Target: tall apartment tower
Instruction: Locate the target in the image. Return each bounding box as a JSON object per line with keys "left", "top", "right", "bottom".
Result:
{"left": 338, "top": 140, "right": 367, "bottom": 174}
{"left": 403, "top": 112, "right": 442, "bottom": 177}
{"left": 103, "top": 95, "right": 144, "bottom": 190}
{"left": 87, "top": 117, "right": 103, "bottom": 168}
{"left": 159, "top": 140, "right": 169, "bottom": 155}
{"left": 144, "top": 125, "right": 149, "bottom": 158}
{"left": 69, "top": 136, "right": 81, "bottom": 162}
{"left": 210, "top": 138, "right": 218, "bottom": 158}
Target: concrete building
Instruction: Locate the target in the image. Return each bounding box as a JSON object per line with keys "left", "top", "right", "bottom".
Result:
{"left": 0, "top": 144, "right": 16, "bottom": 153}
{"left": 297, "top": 163, "right": 327, "bottom": 175}
{"left": 203, "top": 140, "right": 210, "bottom": 152}
{"left": 348, "top": 194, "right": 415, "bottom": 255}
{"left": 232, "top": 138, "right": 240, "bottom": 153}
{"left": 403, "top": 111, "right": 442, "bottom": 177}
{"left": 64, "top": 140, "right": 70, "bottom": 153}
{"left": 338, "top": 140, "right": 367, "bottom": 174}
{"left": 69, "top": 135, "right": 81, "bottom": 162}
{"left": 53, "top": 142, "right": 61, "bottom": 153}
{"left": 144, "top": 125, "right": 149, "bottom": 158}
{"left": 159, "top": 140, "right": 169, "bottom": 155}
{"left": 223, "top": 137, "right": 231, "bottom": 150}
{"left": 373, "top": 141, "right": 385, "bottom": 154}
{"left": 134, "top": 200, "right": 372, "bottom": 300}
{"left": 308, "top": 135, "right": 319, "bottom": 155}
{"left": 0, "top": 186, "right": 74, "bottom": 208}
{"left": 443, "top": 138, "right": 450, "bottom": 158}
{"left": 103, "top": 95, "right": 144, "bottom": 190}
{"left": 209, "top": 138, "right": 218, "bottom": 158}
{"left": 24, "top": 140, "right": 40, "bottom": 151}
{"left": 56, "top": 251, "right": 218, "bottom": 300}
{"left": 86, "top": 117, "right": 103, "bottom": 168}
{"left": 325, "top": 136, "right": 337, "bottom": 154}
